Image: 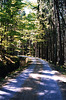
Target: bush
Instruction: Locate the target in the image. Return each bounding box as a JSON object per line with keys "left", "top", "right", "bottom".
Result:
{"left": 0, "top": 56, "right": 20, "bottom": 78}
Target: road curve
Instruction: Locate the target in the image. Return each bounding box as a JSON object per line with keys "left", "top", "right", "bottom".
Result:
{"left": 0, "top": 57, "right": 62, "bottom": 100}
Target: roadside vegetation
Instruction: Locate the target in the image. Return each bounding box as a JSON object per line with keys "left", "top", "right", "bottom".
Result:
{"left": 0, "top": 0, "right": 66, "bottom": 79}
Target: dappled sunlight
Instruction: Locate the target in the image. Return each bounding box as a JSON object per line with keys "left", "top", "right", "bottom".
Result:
{"left": 37, "top": 90, "right": 57, "bottom": 96}
{"left": 0, "top": 58, "right": 64, "bottom": 100}
{"left": 36, "top": 81, "right": 44, "bottom": 86}
{"left": 7, "top": 79, "right": 17, "bottom": 83}
{"left": 37, "top": 92, "right": 45, "bottom": 96}
{"left": 0, "top": 61, "right": 36, "bottom": 100}
{"left": 29, "top": 72, "right": 57, "bottom": 82}
{"left": 21, "top": 87, "right": 32, "bottom": 91}
{"left": 41, "top": 70, "right": 56, "bottom": 74}
{"left": 0, "top": 0, "right": 65, "bottom": 98}
{"left": 53, "top": 75, "right": 66, "bottom": 82}
{"left": 29, "top": 73, "right": 40, "bottom": 80}
{"left": 0, "top": 90, "right": 10, "bottom": 95}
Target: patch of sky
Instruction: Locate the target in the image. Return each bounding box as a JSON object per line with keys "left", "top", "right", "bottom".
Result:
{"left": 22, "top": 0, "right": 37, "bottom": 15}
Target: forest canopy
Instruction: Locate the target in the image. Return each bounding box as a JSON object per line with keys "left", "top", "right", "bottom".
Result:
{"left": 0, "top": 0, "right": 66, "bottom": 69}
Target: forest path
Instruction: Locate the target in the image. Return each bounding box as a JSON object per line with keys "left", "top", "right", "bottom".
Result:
{"left": 0, "top": 57, "right": 63, "bottom": 100}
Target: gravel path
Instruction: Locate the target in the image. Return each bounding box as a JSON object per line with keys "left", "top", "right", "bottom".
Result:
{"left": 0, "top": 57, "right": 65, "bottom": 100}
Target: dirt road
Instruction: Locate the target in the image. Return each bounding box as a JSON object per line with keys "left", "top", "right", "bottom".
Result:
{"left": 0, "top": 57, "right": 65, "bottom": 100}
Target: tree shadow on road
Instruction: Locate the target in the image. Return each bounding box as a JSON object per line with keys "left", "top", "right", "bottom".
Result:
{"left": 0, "top": 61, "right": 64, "bottom": 100}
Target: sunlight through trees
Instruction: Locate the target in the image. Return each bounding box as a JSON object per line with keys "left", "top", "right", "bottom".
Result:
{"left": 0, "top": 0, "right": 66, "bottom": 78}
